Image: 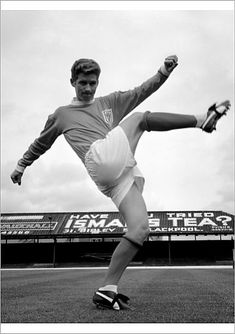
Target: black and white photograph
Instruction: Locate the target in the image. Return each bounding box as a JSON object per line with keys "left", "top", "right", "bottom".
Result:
{"left": 1, "top": 1, "right": 234, "bottom": 333}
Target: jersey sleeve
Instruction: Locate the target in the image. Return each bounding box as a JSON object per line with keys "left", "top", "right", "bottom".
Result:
{"left": 16, "top": 112, "right": 63, "bottom": 171}
{"left": 109, "top": 70, "right": 169, "bottom": 125}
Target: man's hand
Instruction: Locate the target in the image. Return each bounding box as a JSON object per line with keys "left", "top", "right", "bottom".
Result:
{"left": 159, "top": 55, "right": 178, "bottom": 76}
{"left": 11, "top": 170, "right": 23, "bottom": 186}
{"left": 164, "top": 55, "right": 178, "bottom": 73}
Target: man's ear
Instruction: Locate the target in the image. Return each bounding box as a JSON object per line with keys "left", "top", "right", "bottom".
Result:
{"left": 70, "top": 79, "right": 75, "bottom": 87}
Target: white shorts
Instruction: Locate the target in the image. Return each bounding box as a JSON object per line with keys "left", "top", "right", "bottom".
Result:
{"left": 84, "top": 126, "right": 145, "bottom": 208}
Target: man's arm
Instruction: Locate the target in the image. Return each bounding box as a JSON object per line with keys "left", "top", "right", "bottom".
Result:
{"left": 111, "top": 55, "right": 178, "bottom": 123}
{"left": 11, "top": 113, "right": 62, "bottom": 185}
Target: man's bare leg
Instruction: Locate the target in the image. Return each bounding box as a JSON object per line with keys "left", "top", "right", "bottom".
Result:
{"left": 93, "top": 182, "right": 149, "bottom": 310}
{"left": 102, "top": 182, "right": 149, "bottom": 286}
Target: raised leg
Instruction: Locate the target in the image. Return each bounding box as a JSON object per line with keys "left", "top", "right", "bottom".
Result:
{"left": 119, "top": 111, "right": 197, "bottom": 156}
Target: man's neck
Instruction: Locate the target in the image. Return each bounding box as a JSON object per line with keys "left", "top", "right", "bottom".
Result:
{"left": 71, "top": 97, "right": 95, "bottom": 106}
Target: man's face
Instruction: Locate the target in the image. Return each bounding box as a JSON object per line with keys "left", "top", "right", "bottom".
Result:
{"left": 73, "top": 73, "right": 98, "bottom": 102}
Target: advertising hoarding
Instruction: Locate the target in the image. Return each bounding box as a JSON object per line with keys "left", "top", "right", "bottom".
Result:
{"left": 1, "top": 211, "right": 234, "bottom": 237}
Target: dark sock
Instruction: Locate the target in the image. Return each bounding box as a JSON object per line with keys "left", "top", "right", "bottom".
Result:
{"left": 143, "top": 111, "right": 197, "bottom": 131}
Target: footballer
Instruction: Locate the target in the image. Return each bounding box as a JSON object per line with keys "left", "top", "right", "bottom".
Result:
{"left": 11, "top": 56, "right": 231, "bottom": 310}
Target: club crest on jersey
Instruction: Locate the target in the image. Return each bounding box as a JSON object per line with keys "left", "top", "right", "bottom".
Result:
{"left": 102, "top": 109, "right": 113, "bottom": 126}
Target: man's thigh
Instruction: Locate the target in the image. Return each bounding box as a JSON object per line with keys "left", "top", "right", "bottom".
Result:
{"left": 119, "top": 181, "right": 148, "bottom": 232}
{"left": 119, "top": 112, "right": 145, "bottom": 155}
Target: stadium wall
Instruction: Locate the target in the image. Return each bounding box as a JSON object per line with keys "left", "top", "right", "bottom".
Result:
{"left": 1, "top": 240, "right": 233, "bottom": 268}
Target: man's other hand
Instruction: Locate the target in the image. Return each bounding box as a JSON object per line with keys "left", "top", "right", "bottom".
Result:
{"left": 11, "top": 170, "right": 23, "bottom": 185}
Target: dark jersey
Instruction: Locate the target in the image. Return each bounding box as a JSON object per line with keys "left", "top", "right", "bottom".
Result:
{"left": 17, "top": 71, "right": 168, "bottom": 169}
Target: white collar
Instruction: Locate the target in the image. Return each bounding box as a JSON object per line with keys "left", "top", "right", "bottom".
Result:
{"left": 70, "top": 97, "right": 95, "bottom": 106}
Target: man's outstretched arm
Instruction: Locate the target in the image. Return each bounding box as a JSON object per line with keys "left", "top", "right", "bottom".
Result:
{"left": 111, "top": 55, "right": 178, "bottom": 123}
{"left": 11, "top": 113, "right": 62, "bottom": 185}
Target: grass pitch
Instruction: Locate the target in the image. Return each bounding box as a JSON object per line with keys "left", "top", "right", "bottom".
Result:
{"left": 1, "top": 267, "right": 234, "bottom": 323}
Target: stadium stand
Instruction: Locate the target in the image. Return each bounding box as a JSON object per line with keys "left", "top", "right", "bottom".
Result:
{"left": 1, "top": 211, "right": 234, "bottom": 268}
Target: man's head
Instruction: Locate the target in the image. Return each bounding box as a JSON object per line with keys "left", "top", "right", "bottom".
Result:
{"left": 70, "top": 59, "right": 101, "bottom": 102}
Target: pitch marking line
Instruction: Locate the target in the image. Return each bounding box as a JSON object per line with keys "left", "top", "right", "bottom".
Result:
{"left": 1, "top": 265, "right": 233, "bottom": 271}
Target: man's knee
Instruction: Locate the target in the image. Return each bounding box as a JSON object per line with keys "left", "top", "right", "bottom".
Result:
{"left": 140, "top": 111, "right": 151, "bottom": 132}
{"left": 133, "top": 112, "right": 149, "bottom": 131}
{"left": 125, "top": 222, "right": 150, "bottom": 247}
{"left": 121, "top": 112, "right": 147, "bottom": 131}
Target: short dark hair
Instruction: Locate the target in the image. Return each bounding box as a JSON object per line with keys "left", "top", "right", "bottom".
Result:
{"left": 70, "top": 58, "right": 101, "bottom": 84}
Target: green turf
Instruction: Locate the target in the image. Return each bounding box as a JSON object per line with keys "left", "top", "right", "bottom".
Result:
{"left": 1, "top": 268, "right": 234, "bottom": 323}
